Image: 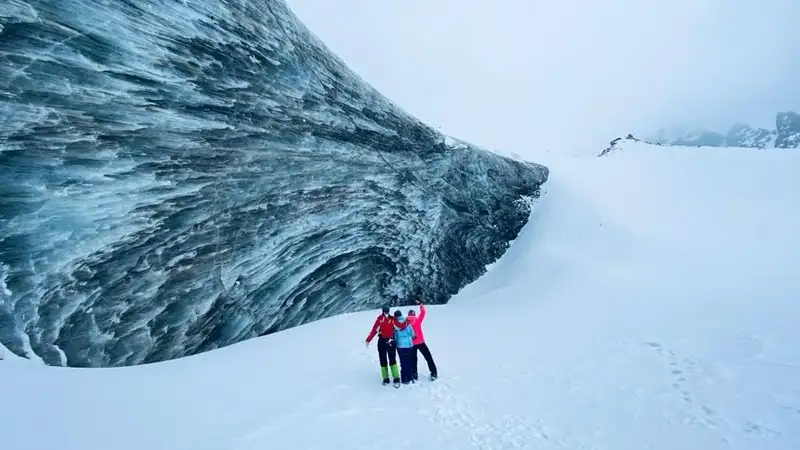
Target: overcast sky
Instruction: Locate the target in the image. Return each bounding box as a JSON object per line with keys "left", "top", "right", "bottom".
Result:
{"left": 286, "top": 0, "right": 800, "bottom": 157}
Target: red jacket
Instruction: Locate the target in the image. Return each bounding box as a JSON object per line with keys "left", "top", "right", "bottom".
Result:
{"left": 366, "top": 314, "right": 405, "bottom": 343}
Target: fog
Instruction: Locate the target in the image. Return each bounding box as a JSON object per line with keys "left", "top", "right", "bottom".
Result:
{"left": 286, "top": 0, "right": 800, "bottom": 157}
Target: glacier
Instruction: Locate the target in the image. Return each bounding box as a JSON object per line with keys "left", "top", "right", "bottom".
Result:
{"left": 0, "top": 0, "right": 548, "bottom": 367}
{"left": 2, "top": 139, "right": 798, "bottom": 450}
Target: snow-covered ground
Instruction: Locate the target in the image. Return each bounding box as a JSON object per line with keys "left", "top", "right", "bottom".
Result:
{"left": 2, "top": 140, "right": 799, "bottom": 450}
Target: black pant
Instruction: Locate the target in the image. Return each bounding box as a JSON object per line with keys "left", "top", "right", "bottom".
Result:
{"left": 412, "top": 342, "right": 437, "bottom": 379}
{"left": 397, "top": 347, "right": 415, "bottom": 383}
{"left": 377, "top": 337, "right": 397, "bottom": 367}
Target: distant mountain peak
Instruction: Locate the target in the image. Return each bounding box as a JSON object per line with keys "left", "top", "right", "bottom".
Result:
{"left": 599, "top": 134, "right": 651, "bottom": 156}
{"left": 646, "top": 111, "right": 798, "bottom": 150}
{"left": 775, "top": 111, "right": 800, "bottom": 148}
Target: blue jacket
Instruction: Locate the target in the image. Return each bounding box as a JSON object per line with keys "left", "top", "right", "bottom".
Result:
{"left": 393, "top": 317, "right": 416, "bottom": 349}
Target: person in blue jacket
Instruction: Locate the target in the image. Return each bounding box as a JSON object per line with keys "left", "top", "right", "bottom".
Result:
{"left": 392, "top": 310, "right": 416, "bottom": 384}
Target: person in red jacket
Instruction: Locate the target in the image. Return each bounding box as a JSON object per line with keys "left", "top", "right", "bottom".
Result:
{"left": 406, "top": 299, "right": 438, "bottom": 381}
{"left": 365, "top": 305, "right": 400, "bottom": 385}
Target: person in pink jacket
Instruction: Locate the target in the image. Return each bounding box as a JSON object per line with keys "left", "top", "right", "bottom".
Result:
{"left": 406, "top": 299, "right": 438, "bottom": 381}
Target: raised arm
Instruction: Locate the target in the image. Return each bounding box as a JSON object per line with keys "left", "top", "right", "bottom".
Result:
{"left": 418, "top": 303, "right": 426, "bottom": 323}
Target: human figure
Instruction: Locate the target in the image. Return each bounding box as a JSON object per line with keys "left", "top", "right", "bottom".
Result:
{"left": 392, "top": 310, "right": 416, "bottom": 385}
{"left": 365, "top": 305, "right": 400, "bottom": 385}
{"left": 406, "top": 299, "right": 438, "bottom": 381}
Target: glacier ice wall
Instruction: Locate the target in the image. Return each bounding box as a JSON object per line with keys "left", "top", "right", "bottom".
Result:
{"left": 0, "top": 0, "right": 549, "bottom": 367}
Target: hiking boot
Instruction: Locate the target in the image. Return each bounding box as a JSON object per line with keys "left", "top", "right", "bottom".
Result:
{"left": 382, "top": 378, "right": 390, "bottom": 385}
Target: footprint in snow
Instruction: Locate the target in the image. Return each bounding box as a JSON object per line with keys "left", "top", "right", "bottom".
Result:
{"left": 643, "top": 341, "right": 723, "bottom": 428}
{"left": 425, "top": 381, "right": 585, "bottom": 449}
{"left": 743, "top": 421, "right": 782, "bottom": 440}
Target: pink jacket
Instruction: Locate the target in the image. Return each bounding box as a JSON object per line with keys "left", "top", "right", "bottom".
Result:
{"left": 405, "top": 304, "right": 426, "bottom": 345}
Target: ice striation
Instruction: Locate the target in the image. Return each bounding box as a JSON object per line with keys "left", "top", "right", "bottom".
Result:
{"left": 0, "top": 0, "right": 548, "bottom": 367}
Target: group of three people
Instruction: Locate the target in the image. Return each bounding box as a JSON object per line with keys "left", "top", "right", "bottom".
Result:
{"left": 365, "top": 299, "right": 438, "bottom": 385}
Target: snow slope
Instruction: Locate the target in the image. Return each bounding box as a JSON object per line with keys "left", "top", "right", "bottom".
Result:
{"left": 2, "top": 141, "right": 799, "bottom": 450}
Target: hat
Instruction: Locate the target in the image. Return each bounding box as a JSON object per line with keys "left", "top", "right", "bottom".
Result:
{"left": 393, "top": 310, "right": 403, "bottom": 318}
{"left": 408, "top": 309, "right": 416, "bottom": 316}
{"left": 381, "top": 305, "right": 390, "bottom": 314}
